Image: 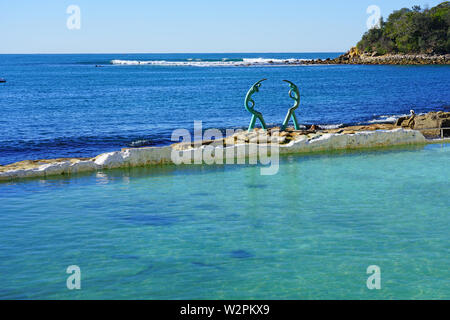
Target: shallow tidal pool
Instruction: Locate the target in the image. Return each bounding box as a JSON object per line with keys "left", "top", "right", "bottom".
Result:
{"left": 0, "top": 143, "right": 449, "bottom": 299}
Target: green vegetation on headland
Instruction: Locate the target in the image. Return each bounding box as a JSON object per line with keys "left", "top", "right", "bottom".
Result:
{"left": 303, "top": 2, "right": 449, "bottom": 64}
{"left": 357, "top": 2, "right": 449, "bottom": 55}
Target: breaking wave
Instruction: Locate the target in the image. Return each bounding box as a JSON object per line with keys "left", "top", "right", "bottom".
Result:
{"left": 129, "top": 139, "right": 155, "bottom": 147}
{"left": 110, "top": 57, "right": 309, "bottom": 67}
{"left": 368, "top": 114, "right": 408, "bottom": 123}
{"left": 318, "top": 124, "right": 344, "bottom": 129}
{"left": 367, "top": 112, "right": 425, "bottom": 124}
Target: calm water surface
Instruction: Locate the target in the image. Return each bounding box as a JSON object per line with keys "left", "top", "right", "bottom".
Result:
{"left": 0, "top": 143, "right": 448, "bottom": 299}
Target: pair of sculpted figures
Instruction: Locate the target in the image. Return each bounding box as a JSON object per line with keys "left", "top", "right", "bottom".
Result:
{"left": 244, "top": 79, "right": 301, "bottom": 132}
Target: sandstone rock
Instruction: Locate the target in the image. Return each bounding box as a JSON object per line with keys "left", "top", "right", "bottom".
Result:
{"left": 395, "top": 116, "right": 408, "bottom": 126}
{"left": 411, "top": 111, "right": 450, "bottom": 138}
{"left": 317, "top": 49, "right": 450, "bottom": 66}
{"left": 394, "top": 111, "right": 450, "bottom": 138}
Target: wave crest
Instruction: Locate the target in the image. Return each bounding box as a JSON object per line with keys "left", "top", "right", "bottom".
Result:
{"left": 110, "top": 58, "right": 309, "bottom": 67}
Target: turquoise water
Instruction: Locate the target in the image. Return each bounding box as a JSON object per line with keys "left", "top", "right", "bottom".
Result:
{"left": 0, "top": 143, "right": 449, "bottom": 299}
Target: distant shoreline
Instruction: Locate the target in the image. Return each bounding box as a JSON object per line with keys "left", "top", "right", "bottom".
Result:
{"left": 301, "top": 48, "right": 450, "bottom": 65}
{"left": 2, "top": 51, "right": 447, "bottom": 66}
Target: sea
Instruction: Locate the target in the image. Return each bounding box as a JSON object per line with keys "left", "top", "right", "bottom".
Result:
{"left": 0, "top": 53, "right": 449, "bottom": 165}
{"left": 0, "top": 53, "right": 449, "bottom": 300}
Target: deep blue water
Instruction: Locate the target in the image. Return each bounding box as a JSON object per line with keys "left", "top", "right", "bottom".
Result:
{"left": 0, "top": 53, "right": 449, "bottom": 165}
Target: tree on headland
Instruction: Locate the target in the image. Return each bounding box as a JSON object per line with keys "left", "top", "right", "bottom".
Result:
{"left": 357, "top": 1, "right": 450, "bottom": 55}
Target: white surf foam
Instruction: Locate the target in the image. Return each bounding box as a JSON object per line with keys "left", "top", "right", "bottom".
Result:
{"left": 368, "top": 112, "right": 425, "bottom": 124}
{"left": 110, "top": 58, "right": 309, "bottom": 67}
{"left": 318, "top": 124, "right": 343, "bottom": 129}
{"left": 368, "top": 114, "right": 407, "bottom": 123}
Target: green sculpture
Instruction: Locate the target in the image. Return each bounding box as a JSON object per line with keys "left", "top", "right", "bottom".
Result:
{"left": 244, "top": 78, "right": 267, "bottom": 132}
{"left": 244, "top": 79, "right": 301, "bottom": 132}
{"left": 280, "top": 80, "right": 300, "bottom": 130}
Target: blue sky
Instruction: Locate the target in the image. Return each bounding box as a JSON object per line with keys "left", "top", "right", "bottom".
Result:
{"left": 0, "top": 0, "right": 444, "bottom": 53}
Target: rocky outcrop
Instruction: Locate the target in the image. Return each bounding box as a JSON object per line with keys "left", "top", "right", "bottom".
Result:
{"left": 395, "top": 111, "right": 450, "bottom": 138}
{"left": 303, "top": 47, "right": 450, "bottom": 65}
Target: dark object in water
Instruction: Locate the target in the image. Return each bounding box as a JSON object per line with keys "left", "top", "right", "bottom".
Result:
{"left": 111, "top": 254, "right": 140, "bottom": 260}
{"left": 0, "top": 78, "right": 6, "bottom": 83}
{"left": 95, "top": 65, "right": 103, "bottom": 67}
{"left": 244, "top": 183, "right": 267, "bottom": 189}
{"left": 230, "top": 250, "right": 254, "bottom": 259}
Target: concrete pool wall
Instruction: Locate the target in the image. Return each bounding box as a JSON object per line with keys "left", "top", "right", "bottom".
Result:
{"left": 0, "top": 128, "right": 438, "bottom": 182}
